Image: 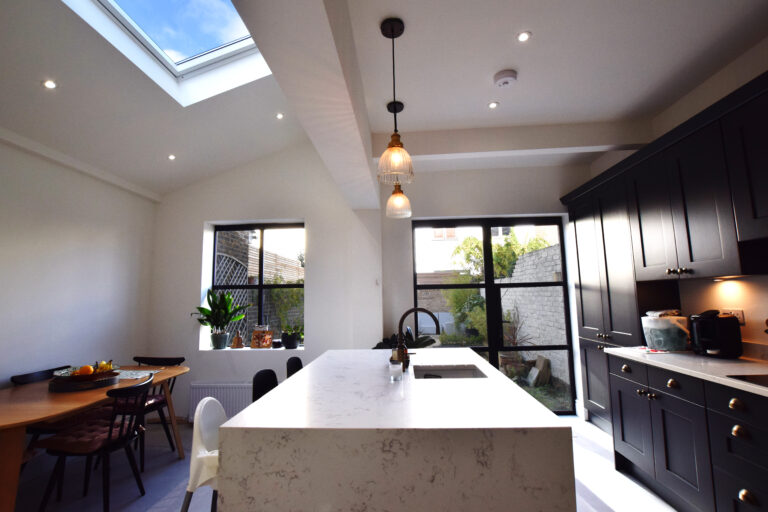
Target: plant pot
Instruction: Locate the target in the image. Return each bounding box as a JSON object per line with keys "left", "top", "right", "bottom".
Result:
{"left": 211, "top": 332, "right": 231, "bottom": 350}
{"left": 281, "top": 332, "right": 299, "bottom": 349}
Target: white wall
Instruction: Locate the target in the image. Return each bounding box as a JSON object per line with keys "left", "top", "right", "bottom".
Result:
{"left": 380, "top": 164, "right": 590, "bottom": 334}
{"left": 148, "top": 141, "right": 382, "bottom": 415}
{"left": 0, "top": 140, "right": 156, "bottom": 385}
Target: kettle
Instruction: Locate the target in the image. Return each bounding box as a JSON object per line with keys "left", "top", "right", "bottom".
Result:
{"left": 690, "top": 310, "right": 742, "bottom": 359}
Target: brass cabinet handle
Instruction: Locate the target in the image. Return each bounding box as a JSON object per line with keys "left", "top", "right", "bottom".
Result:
{"left": 597, "top": 333, "right": 605, "bottom": 339}
{"left": 596, "top": 344, "right": 605, "bottom": 351}
{"left": 731, "top": 424, "right": 747, "bottom": 438}
{"left": 647, "top": 393, "right": 658, "bottom": 400}
{"left": 636, "top": 389, "right": 647, "bottom": 396}
{"left": 666, "top": 378, "right": 679, "bottom": 389}
{"left": 621, "top": 364, "right": 631, "bottom": 373}
{"left": 738, "top": 489, "right": 756, "bottom": 504}
{"left": 665, "top": 268, "right": 673, "bottom": 275}
{"left": 728, "top": 397, "right": 743, "bottom": 410}
{"left": 603, "top": 333, "right": 612, "bottom": 339}
{"left": 679, "top": 267, "right": 690, "bottom": 274}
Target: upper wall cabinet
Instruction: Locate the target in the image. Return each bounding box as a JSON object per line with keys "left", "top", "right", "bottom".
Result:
{"left": 721, "top": 91, "right": 768, "bottom": 241}
{"left": 627, "top": 123, "right": 740, "bottom": 281}
{"left": 572, "top": 180, "right": 640, "bottom": 345}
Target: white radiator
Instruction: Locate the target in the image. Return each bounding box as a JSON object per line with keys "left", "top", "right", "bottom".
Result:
{"left": 188, "top": 382, "right": 251, "bottom": 421}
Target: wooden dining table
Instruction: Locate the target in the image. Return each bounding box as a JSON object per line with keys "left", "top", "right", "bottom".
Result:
{"left": 0, "top": 365, "right": 189, "bottom": 512}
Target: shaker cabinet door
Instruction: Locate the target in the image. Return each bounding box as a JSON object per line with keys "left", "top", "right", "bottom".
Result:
{"left": 722, "top": 91, "right": 768, "bottom": 242}
{"left": 580, "top": 339, "right": 612, "bottom": 433}
{"left": 611, "top": 374, "right": 654, "bottom": 476}
{"left": 666, "top": 123, "right": 740, "bottom": 279}
{"left": 626, "top": 154, "right": 679, "bottom": 281}
{"left": 595, "top": 181, "right": 640, "bottom": 346}
{"left": 572, "top": 199, "right": 605, "bottom": 341}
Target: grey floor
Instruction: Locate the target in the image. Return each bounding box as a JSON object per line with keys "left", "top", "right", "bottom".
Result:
{"left": 15, "top": 416, "right": 671, "bottom": 511}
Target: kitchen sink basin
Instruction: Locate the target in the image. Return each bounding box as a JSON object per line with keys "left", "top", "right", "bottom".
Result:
{"left": 413, "top": 364, "right": 487, "bottom": 379}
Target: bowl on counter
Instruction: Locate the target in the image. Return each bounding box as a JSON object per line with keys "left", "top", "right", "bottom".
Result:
{"left": 641, "top": 316, "right": 690, "bottom": 351}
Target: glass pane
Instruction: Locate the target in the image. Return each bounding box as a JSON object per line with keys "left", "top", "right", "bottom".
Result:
{"left": 263, "top": 287, "right": 304, "bottom": 335}
{"left": 111, "top": 0, "right": 251, "bottom": 63}
{"left": 416, "top": 289, "right": 487, "bottom": 347}
{"left": 263, "top": 228, "right": 305, "bottom": 284}
{"left": 500, "top": 287, "right": 567, "bottom": 347}
{"left": 492, "top": 224, "right": 562, "bottom": 283}
{"left": 214, "top": 288, "right": 258, "bottom": 338}
{"left": 214, "top": 230, "right": 260, "bottom": 285}
{"left": 499, "top": 349, "right": 574, "bottom": 412}
{"left": 414, "top": 226, "right": 484, "bottom": 285}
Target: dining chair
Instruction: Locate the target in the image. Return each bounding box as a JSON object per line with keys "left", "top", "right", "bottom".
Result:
{"left": 252, "top": 369, "right": 278, "bottom": 402}
{"left": 11, "top": 365, "right": 70, "bottom": 386}
{"left": 133, "top": 356, "right": 185, "bottom": 471}
{"left": 286, "top": 356, "right": 303, "bottom": 378}
{"left": 180, "top": 397, "right": 227, "bottom": 512}
{"left": 34, "top": 375, "right": 154, "bottom": 512}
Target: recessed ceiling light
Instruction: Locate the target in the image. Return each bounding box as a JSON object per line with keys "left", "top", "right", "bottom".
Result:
{"left": 488, "top": 101, "right": 499, "bottom": 109}
{"left": 168, "top": 154, "right": 176, "bottom": 161}
{"left": 276, "top": 112, "right": 284, "bottom": 120}
{"left": 517, "top": 31, "right": 531, "bottom": 43}
{"left": 42, "top": 79, "right": 57, "bottom": 89}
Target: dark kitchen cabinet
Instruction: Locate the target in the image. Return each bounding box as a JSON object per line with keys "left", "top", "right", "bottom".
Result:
{"left": 580, "top": 338, "right": 614, "bottom": 433}
{"left": 722, "top": 91, "right": 768, "bottom": 242}
{"left": 571, "top": 181, "right": 640, "bottom": 345}
{"left": 650, "top": 389, "right": 715, "bottom": 512}
{"left": 628, "top": 124, "right": 740, "bottom": 280}
{"left": 610, "top": 373, "right": 654, "bottom": 475}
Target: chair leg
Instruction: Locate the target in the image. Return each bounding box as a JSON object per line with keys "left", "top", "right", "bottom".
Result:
{"left": 211, "top": 490, "right": 218, "bottom": 512}
{"left": 56, "top": 456, "right": 66, "bottom": 502}
{"left": 157, "top": 407, "right": 176, "bottom": 452}
{"left": 180, "top": 490, "right": 194, "bottom": 512}
{"left": 124, "top": 444, "right": 145, "bottom": 495}
{"left": 139, "top": 428, "right": 145, "bottom": 472}
{"left": 38, "top": 456, "right": 64, "bottom": 512}
{"left": 83, "top": 454, "right": 93, "bottom": 496}
{"left": 101, "top": 451, "right": 110, "bottom": 512}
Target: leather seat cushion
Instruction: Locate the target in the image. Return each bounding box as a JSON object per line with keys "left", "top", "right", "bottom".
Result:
{"left": 33, "top": 419, "right": 127, "bottom": 454}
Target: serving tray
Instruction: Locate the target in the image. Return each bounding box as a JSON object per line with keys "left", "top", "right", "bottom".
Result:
{"left": 48, "top": 371, "right": 120, "bottom": 393}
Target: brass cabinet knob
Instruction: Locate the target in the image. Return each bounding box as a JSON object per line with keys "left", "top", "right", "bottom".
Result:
{"left": 738, "top": 488, "right": 756, "bottom": 504}
{"left": 621, "top": 364, "right": 631, "bottom": 373}
{"left": 596, "top": 344, "right": 605, "bottom": 351}
{"left": 665, "top": 268, "right": 673, "bottom": 275}
{"left": 647, "top": 393, "right": 658, "bottom": 400}
{"left": 636, "top": 389, "right": 647, "bottom": 396}
{"left": 603, "top": 333, "right": 612, "bottom": 339}
{"left": 679, "top": 267, "right": 690, "bottom": 274}
{"left": 728, "top": 397, "right": 743, "bottom": 410}
{"left": 731, "top": 424, "right": 747, "bottom": 438}
{"left": 666, "top": 378, "right": 679, "bottom": 389}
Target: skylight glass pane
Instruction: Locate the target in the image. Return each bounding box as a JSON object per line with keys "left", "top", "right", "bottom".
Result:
{"left": 112, "top": 0, "right": 251, "bottom": 63}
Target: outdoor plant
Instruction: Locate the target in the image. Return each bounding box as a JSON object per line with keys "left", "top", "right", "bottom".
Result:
{"left": 196, "top": 289, "right": 249, "bottom": 333}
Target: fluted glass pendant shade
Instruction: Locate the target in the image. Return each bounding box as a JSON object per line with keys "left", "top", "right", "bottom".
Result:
{"left": 385, "top": 183, "right": 412, "bottom": 219}
{"left": 377, "top": 133, "right": 414, "bottom": 185}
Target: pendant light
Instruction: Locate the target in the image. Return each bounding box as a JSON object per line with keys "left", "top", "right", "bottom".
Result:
{"left": 378, "top": 17, "right": 413, "bottom": 219}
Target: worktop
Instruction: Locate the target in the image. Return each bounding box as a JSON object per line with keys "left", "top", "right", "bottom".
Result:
{"left": 604, "top": 347, "right": 768, "bottom": 398}
{"left": 218, "top": 348, "right": 576, "bottom": 511}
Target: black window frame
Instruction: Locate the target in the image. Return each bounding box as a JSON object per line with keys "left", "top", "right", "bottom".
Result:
{"left": 212, "top": 222, "right": 305, "bottom": 328}
{"left": 412, "top": 216, "right": 576, "bottom": 414}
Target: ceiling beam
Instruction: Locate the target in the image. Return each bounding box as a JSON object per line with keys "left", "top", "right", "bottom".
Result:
{"left": 234, "top": 0, "right": 379, "bottom": 210}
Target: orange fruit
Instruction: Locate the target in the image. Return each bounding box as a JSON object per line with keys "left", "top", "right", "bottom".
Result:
{"left": 75, "top": 365, "right": 94, "bottom": 376}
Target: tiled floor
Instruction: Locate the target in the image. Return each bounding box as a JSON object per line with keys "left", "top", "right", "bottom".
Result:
{"left": 16, "top": 416, "right": 674, "bottom": 511}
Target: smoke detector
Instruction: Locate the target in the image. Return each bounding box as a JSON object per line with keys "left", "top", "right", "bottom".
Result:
{"left": 494, "top": 69, "right": 518, "bottom": 88}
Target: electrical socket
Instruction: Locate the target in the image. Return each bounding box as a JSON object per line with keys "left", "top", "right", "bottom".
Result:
{"left": 721, "top": 308, "right": 745, "bottom": 325}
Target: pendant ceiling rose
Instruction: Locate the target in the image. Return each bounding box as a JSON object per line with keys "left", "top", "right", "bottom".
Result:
{"left": 387, "top": 101, "right": 404, "bottom": 114}
{"left": 380, "top": 18, "right": 405, "bottom": 39}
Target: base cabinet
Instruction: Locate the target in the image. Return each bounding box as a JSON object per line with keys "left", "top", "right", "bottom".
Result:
{"left": 609, "top": 356, "right": 716, "bottom": 512}
{"left": 580, "top": 339, "right": 614, "bottom": 433}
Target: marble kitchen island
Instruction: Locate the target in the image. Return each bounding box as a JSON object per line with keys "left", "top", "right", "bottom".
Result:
{"left": 218, "top": 348, "right": 576, "bottom": 511}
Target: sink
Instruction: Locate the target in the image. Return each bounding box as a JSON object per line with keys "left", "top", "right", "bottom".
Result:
{"left": 727, "top": 374, "right": 768, "bottom": 387}
{"left": 413, "top": 364, "right": 487, "bottom": 379}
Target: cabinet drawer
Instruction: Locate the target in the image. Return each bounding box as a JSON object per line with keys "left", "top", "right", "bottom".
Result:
{"left": 709, "top": 411, "right": 768, "bottom": 482}
{"left": 706, "top": 382, "right": 768, "bottom": 426}
{"left": 714, "top": 467, "right": 767, "bottom": 511}
{"left": 609, "top": 356, "right": 648, "bottom": 385}
{"left": 649, "top": 366, "right": 704, "bottom": 405}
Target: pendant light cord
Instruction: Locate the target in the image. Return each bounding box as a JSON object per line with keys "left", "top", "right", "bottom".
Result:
{"left": 392, "top": 36, "right": 398, "bottom": 133}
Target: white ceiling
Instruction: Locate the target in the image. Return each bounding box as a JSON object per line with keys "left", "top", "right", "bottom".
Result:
{"left": 0, "top": 0, "right": 306, "bottom": 196}
{"left": 348, "top": 0, "right": 768, "bottom": 132}
{"left": 1, "top": 0, "right": 767, "bottom": 200}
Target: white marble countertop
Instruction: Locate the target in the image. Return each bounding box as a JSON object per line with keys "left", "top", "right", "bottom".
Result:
{"left": 604, "top": 347, "right": 768, "bottom": 398}
{"left": 222, "top": 347, "right": 565, "bottom": 430}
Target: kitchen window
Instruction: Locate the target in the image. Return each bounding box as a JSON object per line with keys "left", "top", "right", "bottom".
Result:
{"left": 412, "top": 218, "right": 576, "bottom": 414}
{"left": 212, "top": 223, "right": 304, "bottom": 339}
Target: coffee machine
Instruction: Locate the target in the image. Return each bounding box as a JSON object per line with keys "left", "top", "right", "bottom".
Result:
{"left": 690, "top": 310, "right": 743, "bottom": 358}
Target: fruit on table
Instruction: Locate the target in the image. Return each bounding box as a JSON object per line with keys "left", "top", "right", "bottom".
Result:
{"left": 95, "top": 360, "right": 113, "bottom": 373}
{"left": 74, "top": 365, "right": 94, "bottom": 376}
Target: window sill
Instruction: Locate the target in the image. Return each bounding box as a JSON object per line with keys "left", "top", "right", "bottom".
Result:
{"left": 199, "top": 346, "right": 305, "bottom": 352}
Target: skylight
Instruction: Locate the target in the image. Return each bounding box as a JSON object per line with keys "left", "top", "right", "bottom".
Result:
{"left": 97, "top": 0, "right": 256, "bottom": 78}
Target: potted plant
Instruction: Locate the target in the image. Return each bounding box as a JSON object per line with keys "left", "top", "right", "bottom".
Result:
{"left": 281, "top": 323, "right": 303, "bottom": 350}
{"left": 196, "top": 289, "right": 249, "bottom": 349}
